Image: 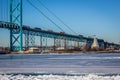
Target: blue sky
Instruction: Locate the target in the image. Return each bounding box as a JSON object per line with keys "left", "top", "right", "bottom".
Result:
{"left": 23, "top": 0, "right": 120, "bottom": 43}
{"left": 0, "top": 0, "right": 120, "bottom": 46}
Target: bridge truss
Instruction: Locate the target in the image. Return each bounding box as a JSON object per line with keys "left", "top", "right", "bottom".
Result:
{"left": 1, "top": 0, "right": 117, "bottom": 51}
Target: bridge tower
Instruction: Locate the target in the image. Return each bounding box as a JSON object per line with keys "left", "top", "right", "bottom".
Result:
{"left": 10, "top": 0, "right": 23, "bottom": 51}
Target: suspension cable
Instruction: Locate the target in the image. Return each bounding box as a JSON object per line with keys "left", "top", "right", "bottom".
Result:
{"left": 37, "top": 0, "right": 78, "bottom": 35}
{"left": 27, "top": 0, "right": 64, "bottom": 32}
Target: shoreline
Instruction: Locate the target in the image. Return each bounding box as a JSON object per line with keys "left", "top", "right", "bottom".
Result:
{"left": 1, "top": 49, "right": 120, "bottom": 54}
{"left": 9, "top": 50, "right": 120, "bottom": 54}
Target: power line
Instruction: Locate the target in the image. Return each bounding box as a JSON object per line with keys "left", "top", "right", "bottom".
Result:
{"left": 27, "top": 0, "right": 64, "bottom": 32}
{"left": 37, "top": 0, "right": 78, "bottom": 35}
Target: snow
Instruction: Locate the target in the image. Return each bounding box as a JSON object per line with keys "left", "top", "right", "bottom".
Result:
{"left": 0, "top": 53, "right": 120, "bottom": 79}
{"left": 0, "top": 74, "right": 120, "bottom": 80}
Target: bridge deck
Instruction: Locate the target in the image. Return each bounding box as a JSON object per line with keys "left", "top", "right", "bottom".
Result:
{"left": 0, "top": 21, "right": 86, "bottom": 41}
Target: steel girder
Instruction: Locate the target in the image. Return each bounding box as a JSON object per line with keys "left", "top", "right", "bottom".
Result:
{"left": 22, "top": 29, "right": 86, "bottom": 50}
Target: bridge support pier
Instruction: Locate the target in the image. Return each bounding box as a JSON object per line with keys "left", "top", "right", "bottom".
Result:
{"left": 45, "top": 38, "right": 48, "bottom": 50}
{"left": 25, "top": 31, "right": 29, "bottom": 50}
{"left": 29, "top": 33, "right": 35, "bottom": 47}
{"left": 53, "top": 37, "right": 56, "bottom": 51}
{"left": 40, "top": 36, "right": 42, "bottom": 52}
{"left": 64, "top": 39, "right": 69, "bottom": 50}
{"left": 10, "top": 29, "right": 13, "bottom": 51}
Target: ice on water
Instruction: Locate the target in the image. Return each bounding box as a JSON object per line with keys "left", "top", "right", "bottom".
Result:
{"left": 0, "top": 53, "right": 120, "bottom": 79}
{"left": 0, "top": 74, "right": 120, "bottom": 80}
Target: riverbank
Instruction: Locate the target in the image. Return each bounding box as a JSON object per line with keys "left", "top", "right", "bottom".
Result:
{"left": 8, "top": 50, "right": 120, "bottom": 54}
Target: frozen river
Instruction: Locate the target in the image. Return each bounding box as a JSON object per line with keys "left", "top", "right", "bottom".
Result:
{"left": 0, "top": 53, "right": 120, "bottom": 80}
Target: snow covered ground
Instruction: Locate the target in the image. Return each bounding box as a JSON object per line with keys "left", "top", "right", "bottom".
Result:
{"left": 0, "top": 74, "right": 120, "bottom": 80}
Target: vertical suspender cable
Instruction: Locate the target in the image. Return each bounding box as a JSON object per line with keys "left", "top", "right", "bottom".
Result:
{"left": 1, "top": 0, "right": 3, "bottom": 21}
{"left": 6, "top": 0, "right": 8, "bottom": 21}
{"left": 4, "top": 0, "right": 6, "bottom": 21}
{"left": 3, "top": 0, "right": 5, "bottom": 21}
{"left": 0, "top": 0, "right": 1, "bottom": 20}
{"left": 3, "top": 0, "right": 4, "bottom": 20}
{"left": 0, "top": 0, "right": 2, "bottom": 20}
{"left": 15, "top": 0, "right": 17, "bottom": 23}
{"left": 5, "top": 0, "right": 7, "bottom": 21}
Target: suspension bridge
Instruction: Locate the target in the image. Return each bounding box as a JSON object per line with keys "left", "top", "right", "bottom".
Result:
{"left": 0, "top": 0, "right": 119, "bottom": 52}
